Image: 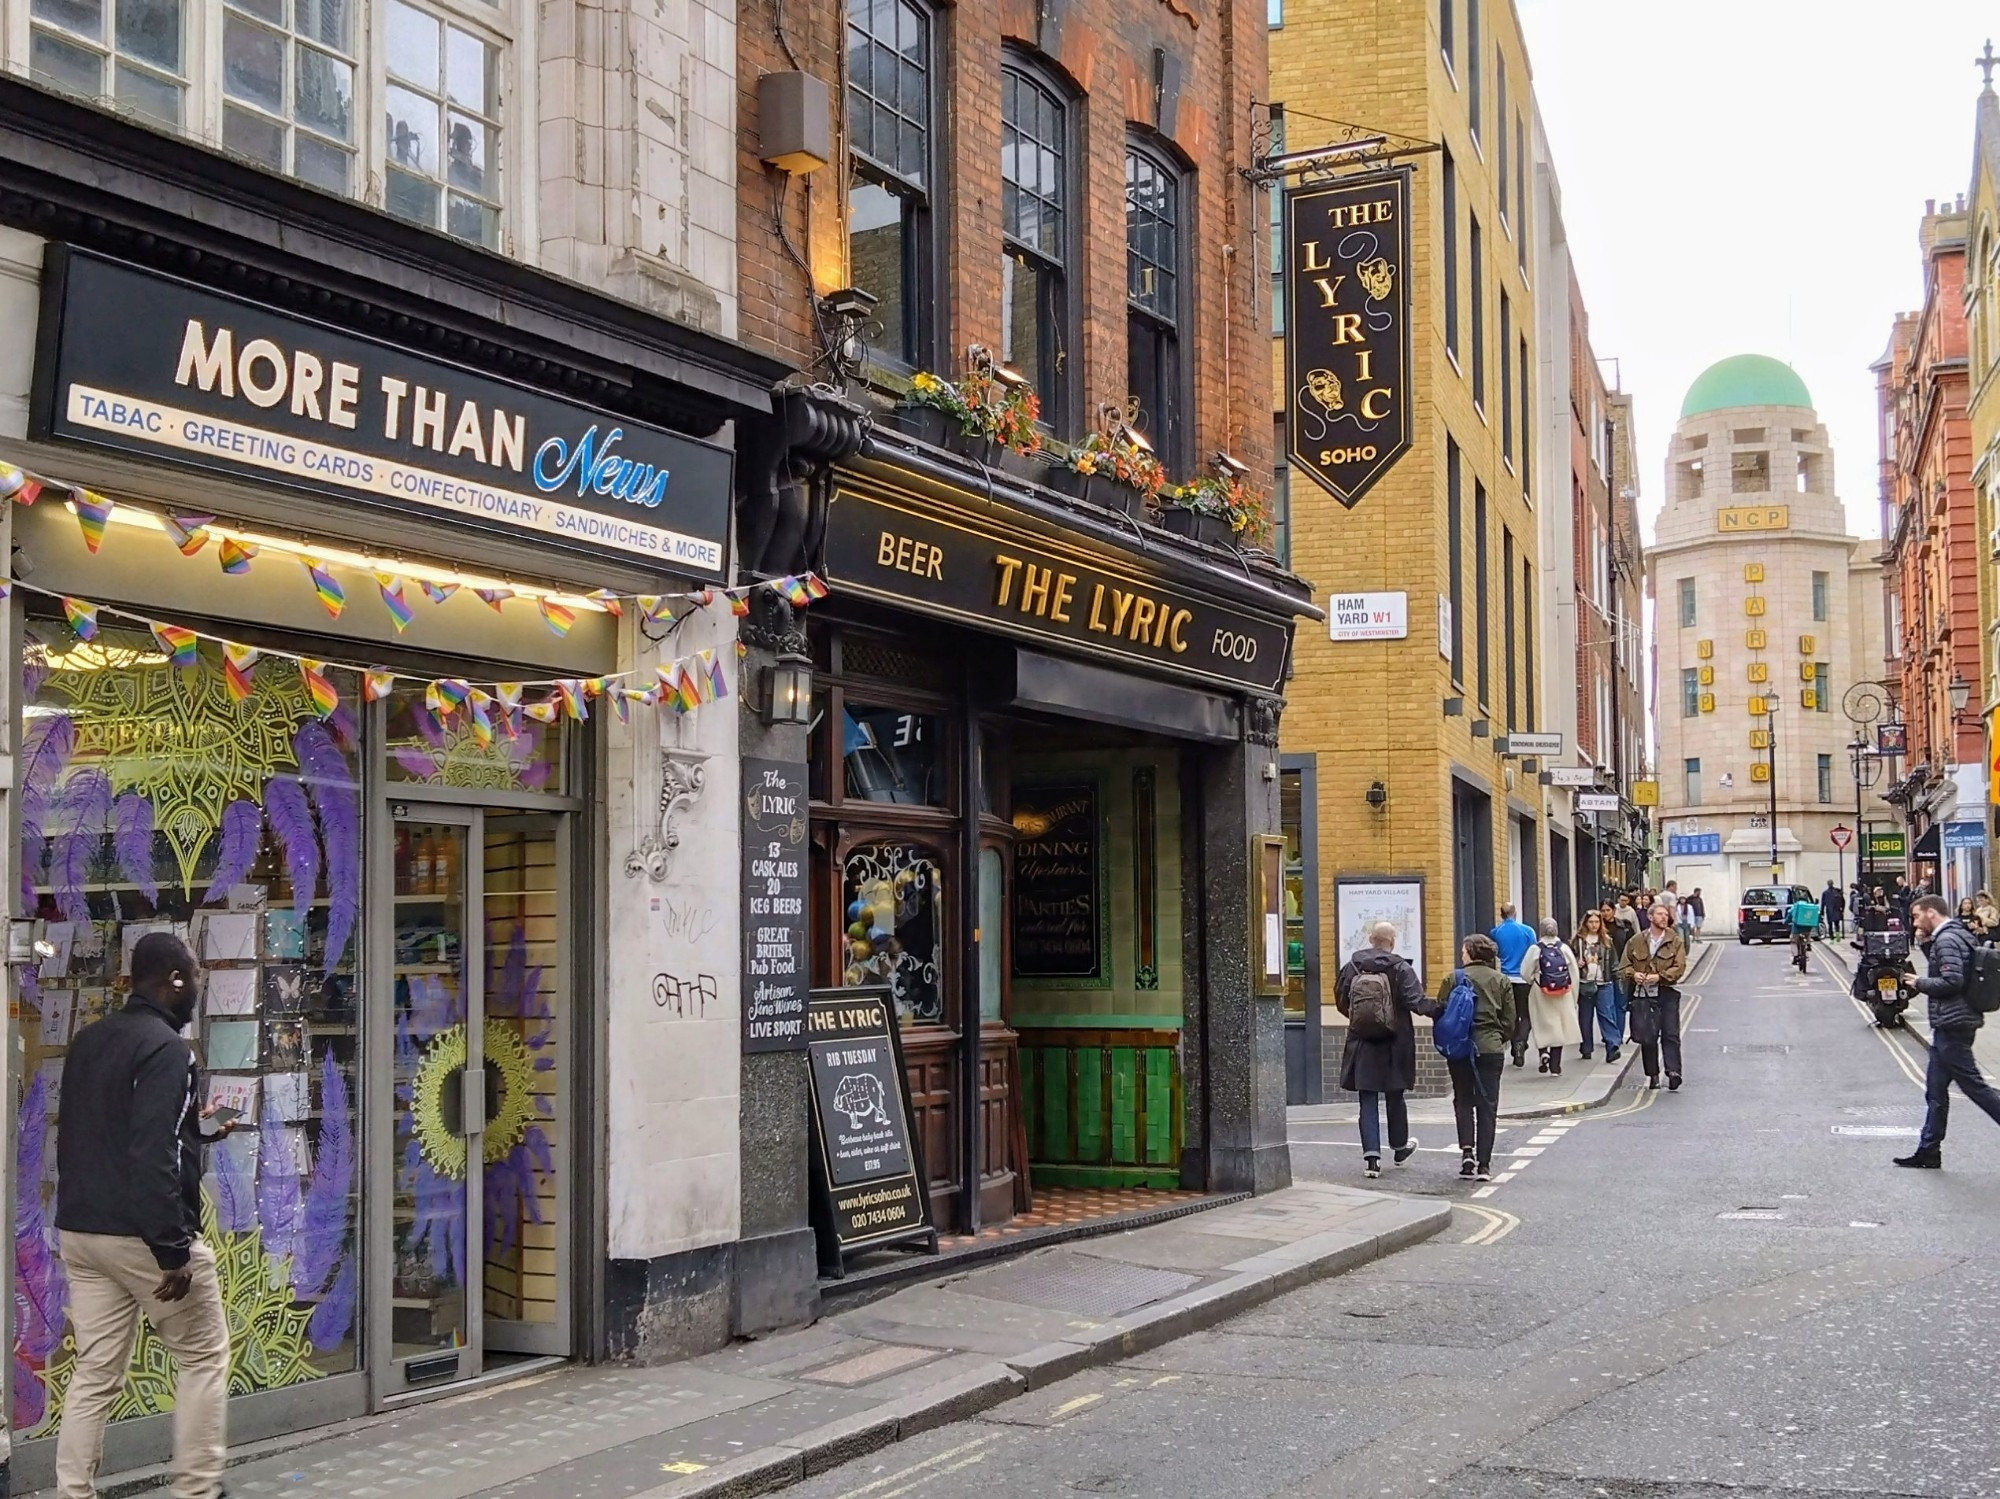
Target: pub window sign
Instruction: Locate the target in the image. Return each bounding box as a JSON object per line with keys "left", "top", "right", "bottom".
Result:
{"left": 1282, "top": 167, "right": 1413, "bottom": 508}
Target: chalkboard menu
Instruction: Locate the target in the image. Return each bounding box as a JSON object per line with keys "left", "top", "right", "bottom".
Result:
{"left": 741, "top": 758, "right": 809, "bottom": 1052}
{"left": 805, "top": 988, "right": 935, "bottom": 1265}
{"left": 1011, "top": 782, "right": 1103, "bottom": 979}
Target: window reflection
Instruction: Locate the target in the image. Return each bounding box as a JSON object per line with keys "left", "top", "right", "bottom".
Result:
{"left": 842, "top": 703, "right": 944, "bottom": 805}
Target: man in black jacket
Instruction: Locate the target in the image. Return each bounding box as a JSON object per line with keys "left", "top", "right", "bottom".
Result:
{"left": 55, "top": 932, "right": 231, "bottom": 1498}
{"left": 1896, "top": 895, "right": 2000, "bottom": 1168}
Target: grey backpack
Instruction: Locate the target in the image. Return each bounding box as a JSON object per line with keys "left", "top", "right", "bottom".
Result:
{"left": 1347, "top": 969, "right": 1397, "bottom": 1041}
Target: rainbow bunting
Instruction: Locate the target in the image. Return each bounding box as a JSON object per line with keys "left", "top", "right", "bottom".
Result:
{"left": 729, "top": 593, "right": 751, "bottom": 618}
{"left": 0, "top": 581, "right": 9, "bottom": 602}
{"left": 705, "top": 650, "right": 730, "bottom": 701}
{"left": 736, "top": 640, "right": 748, "bottom": 659}
{"left": 538, "top": 599, "right": 577, "bottom": 637}
{"left": 803, "top": 573, "right": 830, "bottom": 601}
{"left": 298, "top": 659, "right": 339, "bottom": 717}
{"left": 424, "top": 678, "right": 471, "bottom": 717}
{"left": 581, "top": 676, "right": 609, "bottom": 699}
{"left": 523, "top": 700, "right": 559, "bottom": 724}
{"left": 696, "top": 589, "right": 715, "bottom": 607}
{"left": 496, "top": 683, "right": 523, "bottom": 712}
{"left": 637, "top": 595, "right": 674, "bottom": 623}
{"left": 376, "top": 574, "right": 415, "bottom": 632}
{"left": 555, "top": 680, "right": 588, "bottom": 721}
{"left": 476, "top": 588, "right": 513, "bottom": 611}
{"left": 468, "top": 693, "right": 495, "bottom": 749}
{"left": 0, "top": 462, "right": 44, "bottom": 506}
{"left": 61, "top": 597, "right": 98, "bottom": 641}
{"left": 588, "top": 589, "right": 625, "bottom": 618}
{"left": 303, "top": 558, "right": 346, "bottom": 618}
{"left": 72, "top": 490, "right": 114, "bottom": 554}
{"left": 656, "top": 663, "right": 679, "bottom": 692}
{"left": 363, "top": 670, "right": 397, "bottom": 703}
{"left": 420, "top": 580, "right": 460, "bottom": 605}
{"left": 163, "top": 514, "right": 214, "bottom": 556}
{"left": 779, "top": 575, "right": 811, "bottom": 606}
{"left": 609, "top": 689, "right": 631, "bottom": 724}
{"left": 152, "top": 623, "right": 199, "bottom": 666}
{"left": 221, "top": 642, "right": 260, "bottom": 702}
{"left": 674, "top": 664, "right": 702, "bottom": 714}
{"left": 218, "top": 538, "right": 258, "bottom": 574}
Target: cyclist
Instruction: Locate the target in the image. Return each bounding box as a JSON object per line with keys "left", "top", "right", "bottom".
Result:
{"left": 1789, "top": 887, "right": 1821, "bottom": 971}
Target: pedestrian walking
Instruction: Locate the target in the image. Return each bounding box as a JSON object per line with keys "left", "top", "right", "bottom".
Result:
{"left": 1895, "top": 895, "right": 2000, "bottom": 1168}
{"left": 1334, "top": 921, "right": 1428, "bottom": 1179}
{"left": 1521, "top": 919, "right": 1585, "bottom": 1074}
{"left": 55, "top": 933, "right": 235, "bottom": 1499}
{"left": 1688, "top": 887, "right": 1706, "bottom": 936}
{"left": 1620, "top": 902, "right": 1690, "bottom": 1092}
{"left": 1821, "top": 880, "right": 1845, "bottom": 940}
{"left": 1660, "top": 881, "right": 1682, "bottom": 941}
{"left": 1976, "top": 890, "right": 2000, "bottom": 944}
{"left": 1958, "top": 898, "right": 1987, "bottom": 943}
{"left": 1611, "top": 893, "right": 1641, "bottom": 950}
{"left": 1893, "top": 874, "right": 1915, "bottom": 929}
{"left": 1489, "top": 903, "right": 1537, "bottom": 1068}
{"left": 1435, "top": 933, "right": 1516, "bottom": 1181}
{"left": 1572, "top": 910, "right": 1623, "bottom": 1064}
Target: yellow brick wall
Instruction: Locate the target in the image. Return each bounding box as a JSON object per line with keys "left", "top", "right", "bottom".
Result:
{"left": 1272, "top": 0, "right": 1546, "bottom": 984}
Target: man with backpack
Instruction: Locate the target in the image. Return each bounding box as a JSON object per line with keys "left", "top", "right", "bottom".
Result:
{"left": 1489, "top": 904, "right": 1537, "bottom": 1068}
{"left": 1334, "top": 921, "right": 1428, "bottom": 1178}
{"left": 1520, "top": 919, "right": 1584, "bottom": 1074}
{"left": 1431, "top": 933, "right": 1517, "bottom": 1181}
{"left": 1894, "top": 894, "right": 2000, "bottom": 1168}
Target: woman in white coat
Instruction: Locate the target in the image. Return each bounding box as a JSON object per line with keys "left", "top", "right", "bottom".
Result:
{"left": 1520, "top": 918, "right": 1586, "bottom": 1075}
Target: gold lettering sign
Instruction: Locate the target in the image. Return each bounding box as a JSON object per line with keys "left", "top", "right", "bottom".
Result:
{"left": 1751, "top": 762, "right": 1771, "bottom": 783}
{"left": 1283, "top": 168, "right": 1412, "bottom": 508}
{"left": 1699, "top": 692, "right": 1715, "bottom": 712}
{"left": 1697, "top": 639, "right": 1714, "bottom": 659}
{"left": 1748, "top": 662, "right": 1769, "bottom": 684}
{"left": 1718, "top": 506, "right": 1791, "bottom": 532}
{"left": 1749, "top": 695, "right": 1769, "bottom": 716}
{"left": 1698, "top": 665, "right": 1715, "bottom": 686}
{"left": 1744, "top": 562, "right": 1765, "bottom": 583}
{"left": 1800, "top": 661, "right": 1817, "bottom": 682}
{"left": 1799, "top": 634, "right": 1816, "bottom": 654}
{"left": 1745, "top": 596, "right": 1767, "bottom": 617}
{"left": 1802, "top": 689, "right": 1818, "bottom": 710}
{"left": 1746, "top": 629, "right": 1767, "bottom": 650}
{"left": 1750, "top": 730, "right": 1771, "bottom": 749}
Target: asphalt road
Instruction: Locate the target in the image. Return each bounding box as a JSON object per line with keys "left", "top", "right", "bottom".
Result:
{"left": 789, "top": 939, "right": 2000, "bottom": 1499}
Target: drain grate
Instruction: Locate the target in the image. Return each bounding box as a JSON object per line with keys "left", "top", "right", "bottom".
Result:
{"left": 962, "top": 1253, "right": 1199, "bottom": 1317}
{"left": 1719, "top": 1044, "right": 1792, "bottom": 1054}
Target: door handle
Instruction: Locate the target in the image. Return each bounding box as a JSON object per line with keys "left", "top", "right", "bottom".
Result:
{"left": 460, "top": 1065, "right": 487, "bottom": 1137}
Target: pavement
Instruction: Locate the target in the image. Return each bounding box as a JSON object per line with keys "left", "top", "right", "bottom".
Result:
{"left": 771, "top": 937, "right": 2000, "bottom": 1499}
{"left": 78, "top": 1181, "right": 1448, "bottom": 1499}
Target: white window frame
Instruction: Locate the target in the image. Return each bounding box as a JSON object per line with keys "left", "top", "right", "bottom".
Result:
{"left": 6, "top": 0, "right": 533, "bottom": 259}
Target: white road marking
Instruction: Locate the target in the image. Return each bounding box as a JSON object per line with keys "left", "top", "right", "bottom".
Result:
{"left": 836, "top": 1436, "right": 1004, "bottom": 1499}
{"left": 1472, "top": 1185, "right": 1498, "bottom": 1198}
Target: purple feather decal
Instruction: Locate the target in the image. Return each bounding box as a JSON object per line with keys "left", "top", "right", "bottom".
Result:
{"left": 264, "top": 775, "right": 319, "bottom": 918}
{"left": 202, "top": 800, "right": 263, "bottom": 904}
{"left": 112, "top": 793, "right": 158, "bottom": 903}
{"left": 256, "top": 1091, "right": 302, "bottom": 1270}
{"left": 292, "top": 1050, "right": 353, "bottom": 1297}
{"left": 19, "top": 717, "right": 74, "bottom": 912}
{"left": 392, "top": 744, "right": 440, "bottom": 780}
{"left": 209, "top": 1136, "right": 256, "bottom": 1233}
{"left": 14, "top": 1070, "right": 70, "bottom": 1403}
{"left": 307, "top": 1252, "right": 357, "bottom": 1350}
{"left": 14, "top": 1351, "right": 46, "bottom": 1433}
{"left": 294, "top": 722, "right": 359, "bottom": 974}
{"left": 52, "top": 769, "right": 113, "bottom": 926}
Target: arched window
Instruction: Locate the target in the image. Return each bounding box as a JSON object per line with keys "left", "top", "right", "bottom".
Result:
{"left": 847, "top": 0, "right": 937, "bottom": 369}
{"left": 1001, "top": 54, "right": 1073, "bottom": 431}
{"left": 1125, "top": 138, "right": 1190, "bottom": 470}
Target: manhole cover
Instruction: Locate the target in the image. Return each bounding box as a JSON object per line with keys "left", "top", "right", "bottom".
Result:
{"left": 1831, "top": 1124, "right": 1918, "bottom": 1137}
{"left": 964, "top": 1254, "right": 1199, "bottom": 1317}
{"left": 1719, "top": 1044, "right": 1792, "bottom": 1054}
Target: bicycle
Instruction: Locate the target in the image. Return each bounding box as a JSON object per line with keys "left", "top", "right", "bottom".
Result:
{"left": 1791, "top": 926, "right": 1814, "bottom": 972}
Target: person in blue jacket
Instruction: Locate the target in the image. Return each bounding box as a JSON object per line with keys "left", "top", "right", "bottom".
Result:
{"left": 1490, "top": 903, "right": 1537, "bottom": 1067}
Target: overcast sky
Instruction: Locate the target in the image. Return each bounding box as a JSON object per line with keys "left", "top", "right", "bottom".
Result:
{"left": 1519, "top": 0, "right": 1994, "bottom": 542}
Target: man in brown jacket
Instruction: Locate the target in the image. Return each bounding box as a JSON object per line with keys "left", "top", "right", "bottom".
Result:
{"left": 1618, "top": 901, "right": 1690, "bottom": 1091}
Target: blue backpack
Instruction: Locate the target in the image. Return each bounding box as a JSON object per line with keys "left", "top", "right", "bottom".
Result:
{"left": 1433, "top": 968, "right": 1479, "bottom": 1061}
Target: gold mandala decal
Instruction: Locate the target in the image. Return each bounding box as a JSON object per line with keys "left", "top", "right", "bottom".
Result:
{"left": 412, "top": 1024, "right": 471, "bottom": 1179}
{"left": 482, "top": 1023, "right": 540, "bottom": 1164}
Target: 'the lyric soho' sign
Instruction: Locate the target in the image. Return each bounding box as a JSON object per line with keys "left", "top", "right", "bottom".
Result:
{"left": 1283, "top": 168, "right": 1413, "bottom": 508}
{"left": 32, "top": 249, "right": 734, "bottom": 578}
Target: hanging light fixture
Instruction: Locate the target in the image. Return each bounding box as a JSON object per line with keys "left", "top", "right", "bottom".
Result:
{"left": 763, "top": 647, "right": 814, "bottom": 727}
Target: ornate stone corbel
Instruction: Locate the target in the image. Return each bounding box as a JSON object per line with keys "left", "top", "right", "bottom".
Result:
{"left": 625, "top": 750, "right": 710, "bottom": 883}
{"left": 1246, "top": 696, "right": 1283, "bottom": 748}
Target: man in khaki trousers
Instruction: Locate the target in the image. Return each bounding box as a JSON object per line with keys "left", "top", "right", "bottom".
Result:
{"left": 55, "top": 933, "right": 232, "bottom": 1498}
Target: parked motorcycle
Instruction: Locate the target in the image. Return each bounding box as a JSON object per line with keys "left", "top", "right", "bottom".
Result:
{"left": 1852, "top": 927, "right": 1913, "bottom": 1028}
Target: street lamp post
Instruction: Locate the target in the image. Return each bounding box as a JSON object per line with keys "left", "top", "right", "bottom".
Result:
{"left": 1851, "top": 735, "right": 1885, "bottom": 889}
{"left": 1765, "top": 699, "right": 1781, "bottom": 883}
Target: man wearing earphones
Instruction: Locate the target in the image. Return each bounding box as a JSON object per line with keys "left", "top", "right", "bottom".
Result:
{"left": 54, "top": 931, "right": 234, "bottom": 1499}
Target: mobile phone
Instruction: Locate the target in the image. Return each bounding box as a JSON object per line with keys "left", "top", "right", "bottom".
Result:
{"left": 205, "top": 1106, "right": 243, "bottom": 1129}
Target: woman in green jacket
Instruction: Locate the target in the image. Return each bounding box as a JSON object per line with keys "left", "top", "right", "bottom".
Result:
{"left": 1435, "top": 933, "right": 1518, "bottom": 1180}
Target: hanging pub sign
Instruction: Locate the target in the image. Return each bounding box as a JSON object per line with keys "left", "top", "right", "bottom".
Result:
{"left": 1283, "top": 167, "right": 1413, "bottom": 508}
{"left": 31, "top": 248, "right": 734, "bottom": 579}
{"left": 805, "top": 987, "right": 937, "bottom": 1270}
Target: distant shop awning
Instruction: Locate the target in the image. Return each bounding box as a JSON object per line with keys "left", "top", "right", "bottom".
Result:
{"left": 1913, "top": 824, "right": 1941, "bottom": 860}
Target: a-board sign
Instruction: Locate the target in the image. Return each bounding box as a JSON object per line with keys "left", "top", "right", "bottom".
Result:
{"left": 805, "top": 987, "right": 936, "bottom": 1265}
{"left": 741, "top": 758, "right": 809, "bottom": 1051}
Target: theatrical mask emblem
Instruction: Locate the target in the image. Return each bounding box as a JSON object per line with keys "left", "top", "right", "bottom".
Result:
{"left": 1304, "top": 368, "right": 1343, "bottom": 413}
{"left": 1355, "top": 256, "right": 1395, "bottom": 303}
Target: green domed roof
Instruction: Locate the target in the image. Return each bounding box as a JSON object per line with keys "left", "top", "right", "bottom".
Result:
{"left": 1680, "top": 355, "right": 1813, "bottom": 418}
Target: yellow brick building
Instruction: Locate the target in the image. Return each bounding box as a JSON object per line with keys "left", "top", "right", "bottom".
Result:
{"left": 1270, "top": 1, "right": 1546, "bottom": 1018}
{"left": 1966, "top": 71, "right": 2000, "bottom": 834}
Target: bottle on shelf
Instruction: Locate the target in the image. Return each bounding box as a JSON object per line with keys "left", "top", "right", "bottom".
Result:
{"left": 433, "top": 831, "right": 457, "bottom": 897}
{"left": 412, "top": 831, "right": 434, "bottom": 895}
{"left": 394, "top": 827, "right": 412, "bottom": 896}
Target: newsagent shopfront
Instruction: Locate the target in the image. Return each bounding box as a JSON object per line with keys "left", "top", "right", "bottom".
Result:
{"left": 794, "top": 432, "right": 1317, "bottom": 1240}
{"left": 0, "top": 103, "right": 785, "bottom": 1484}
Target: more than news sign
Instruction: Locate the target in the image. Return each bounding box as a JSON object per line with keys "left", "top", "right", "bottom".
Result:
{"left": 32, "top": 249, "right": 734, "bottom": 579}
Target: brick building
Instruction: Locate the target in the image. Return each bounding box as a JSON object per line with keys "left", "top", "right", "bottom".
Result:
{"left": 1877, "top": 196, "right": 1985, "bottom": 894}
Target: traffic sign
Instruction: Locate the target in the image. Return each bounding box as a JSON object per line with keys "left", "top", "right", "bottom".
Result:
{"left": 1830, "top": 826, "right": 1852, "bottom": 850}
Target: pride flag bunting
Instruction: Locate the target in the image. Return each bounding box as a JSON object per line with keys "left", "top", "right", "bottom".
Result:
{"left": 674, "top": 664, "right": 701, "bottom": 714}
{"left": 218, "top": 538, "right": 257, "bottom": 574}
{"left": 588, "top": 589, "right": 624, "bottom": 618}
{"left": 298, "top": 659, "right": 339, "bottom": 717}
{"left": 222, "top": 643, "right": 260, "bottom": 702}
{"left": 363, "top": 670, "right": 397, "bottom": 703}
{"left": 72, "top": 490, "right": 114, "bottom": 554}
{"left": 0, "top": 462, "right": 43, "bottom": 506}
{"left": 152, "top": 623, "right": 199, "bottom": 666}
{"left": 476, "top": 588, "right": 512, "bottom": 611}
{"left": 163, "top": 514, "right": 214, "bottom": 556}
{"left": 803, "top": 573, "right": 829, "bottom": 601}
{"left": 376, "top": 574, "right": 415, "bottom": 632}
{"left": 304, "top": 558, "right": 346, "bottom": 618}
{"left": 779, "top": 575, "right": 811, "bottom": 606}
{"left": 538, "top": 599, "right": 577, "bottom": 637}
{"left": 468, "top": 692, "right": 495, "bottom": 748}
{"left": 705, "top": 650, "right": 730, "bottom": 702}
{"left": 420, "top": 581, "right": 459, "bottom": 605}
{"left": 637, "top": 595, "right": 674, "bottom": 623}
{"left": 61, "top": 597, "right": 98, "bottom": 641}
{"left": 729, "top": 593, "right": 751, "bottom": 618}
{"left": 523, "top": 701, "right": 559, "bottom": 724}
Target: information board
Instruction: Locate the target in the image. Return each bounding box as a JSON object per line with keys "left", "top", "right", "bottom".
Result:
{"left": 805, "top": 988, "right": 935, "bottom": 1264}
{"left": 741, "top": 758, "right": 809, "bottom": 1051}
{"left": 1011, "top": 782, "right": 1103, "bottom": 980}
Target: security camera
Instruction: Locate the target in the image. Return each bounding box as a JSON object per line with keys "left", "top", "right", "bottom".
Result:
{"left": 1213, "top": 451, "right": 1250, "bottom": 478}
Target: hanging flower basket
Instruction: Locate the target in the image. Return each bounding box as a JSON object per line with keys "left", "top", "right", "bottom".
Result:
{"left": 901, "top": 354, "right": 1043, "bottom": 460}
{"left": 1159, "top": 473, "right": 1270, "bottom": 550}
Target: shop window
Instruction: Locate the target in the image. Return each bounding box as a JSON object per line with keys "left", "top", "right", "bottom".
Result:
{"left": 1280, "top": 770, "right": 1307, "bottom": 1020}
{"left": 1812, "top": 570, "right": 1829, "bottom": 621}
{"left": 14, "top": 618, "right": 363, "bottom": 1434}
{"left": 384, "top": 686, "right": 565, "bottom": 793}
{"left": 1126, "top": 140, "right": 1189, "bottom": 471}
{"left": 33, "top": 0, "right": 508, "bottom": 250}
{"left": 843, "top": 701, "right": 947, "bottom": 805}
{"left": 30, "top": 0, "right": 186, "bottom": 127}
{"left": 1680, "top": 667, "right": 1700, "bottom": 718}
{"left": 1678, "top": 577, "right": 1696, "bottom": 627}
{"left": 1002, "top": 54, "right": 1073, "bottom": 431}
{"left": 847, "top": 0, "right": 935, "bottom": 370}
{"left": 978, "top": 846, "right": 1005, "bottom": 1023}
{"left": 842, "top": 840, "right": 946, "bottom": 1025}
{"left": 1813, "top": 661, "right": 1830, "bottom": 711}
